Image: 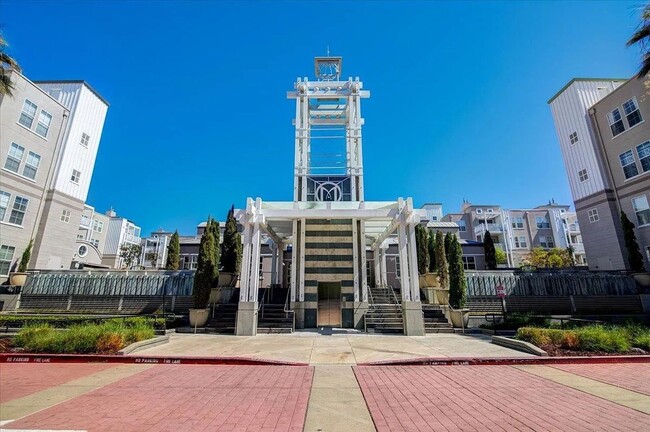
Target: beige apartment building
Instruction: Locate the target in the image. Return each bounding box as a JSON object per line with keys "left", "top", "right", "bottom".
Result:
{"left": 0, "top": 70, "right": 108, "bottom": 278}
{"left": 443, "top": 201, "right": 586, "bottom": 267}
{"left": 550, "top": 76, "right": 649, "bottom": 270}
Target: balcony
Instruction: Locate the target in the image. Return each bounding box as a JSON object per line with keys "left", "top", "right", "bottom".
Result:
{"left": 475, "top": 223, "right": 504, "bottom": 236}
{"left": 80, "top": 216, "right": 91, "bottom": 228}
{"left": 570, "top": 243, "right": 585, "bottom": 254}
{"left": 568, "top": 223, "right": 580, "bottom": 232}
{"left": 124, "top": 234, "right": 141, "bottom": 244}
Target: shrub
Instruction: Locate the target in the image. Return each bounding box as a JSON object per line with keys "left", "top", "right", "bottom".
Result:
{"left": 516, "top": 327, "right": 551, "bottom": 347}
{"left": 577, "top": 326, "right": 630, "bottom": 353}
{"left": 96, "top": 332, "right": 126, "bottom": 353}
{"left": 633, "top": 334, "right": 650, "bottom": 351}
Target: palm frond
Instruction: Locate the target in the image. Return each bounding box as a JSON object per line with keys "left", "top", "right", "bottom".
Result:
{"left": 627, "top": 25, "right": 650, "bottom": 46}
{"left": 0, "top": 71, "right": 15, "bottom": 97}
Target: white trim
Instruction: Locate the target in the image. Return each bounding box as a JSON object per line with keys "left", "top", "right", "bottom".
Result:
{"left": 14, "top": 121, "right": 49, "bottom": 141}
{"left": 0, "top": 221, "right": 24, "bottom": 229}
{"left": 0, "top": 167, "right": 37, "bottom": 184}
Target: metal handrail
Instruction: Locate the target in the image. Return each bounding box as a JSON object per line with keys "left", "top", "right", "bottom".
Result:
{"left": 282, "top": 288, "right": 295, "bottom": 332}
{"left": 388, "top": 285, "right": 400, "bottom": 305}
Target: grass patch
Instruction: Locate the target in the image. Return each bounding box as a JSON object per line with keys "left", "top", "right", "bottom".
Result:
{"left": 516, "top": 324, "right": 650, "bottom": 353}
{"left": 0, "top": 315, "right": 164, "bottom": 330}
{"left": 13, "top": 320, "right": 155, "bottom": 354}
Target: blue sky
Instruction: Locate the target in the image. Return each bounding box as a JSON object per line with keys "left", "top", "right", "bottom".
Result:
{"left": 1, "top": 1, "right": 645, "bottom": 235}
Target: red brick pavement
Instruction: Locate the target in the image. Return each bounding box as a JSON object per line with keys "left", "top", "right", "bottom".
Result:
{"left": 551, "top": 363, "right": 650, "bottom": 396}
{"left": 354, "top": 365, "right": 650, "bottom": 431}
{"left": 0, "top": 363, "right": 116, "bottom": 403}
{"left": 5, "top": 365, "right": 313, "bottom": 432}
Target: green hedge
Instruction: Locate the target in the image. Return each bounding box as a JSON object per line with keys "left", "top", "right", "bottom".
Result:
{"left": 516, "top": 324, "right": 650, "bottom": 353}
{"left": 13, "top": 320, "right": 155, "bottom": 354}
{"left": 0, "top": 315, "right": 164, "bottom": 329}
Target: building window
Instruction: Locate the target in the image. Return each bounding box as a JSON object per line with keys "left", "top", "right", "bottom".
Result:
{"left": 80, "top": 133, "right": 90, "bottom": 147}
{"left": 9, "top": 196, "right": 28, "bottom": 225}
{"left": 22, "top": 152, "right": 41, "bottom": 180}
{"left": 91, "top": 239, "right": 100, "bottom": 248}
{"left": 0, "top": 245, "right": 16, "bottom": 276}
{"left": 578, "top": 169, "right": 588, "bottom": 182}
{"left": 92, "top": 220, "right": 104, "bottom": 233}
{"left": 487, "top": 208, "right": 494, "bottom": 213}
{"left": 18, "top": 100, "right": 37, "bottom": 128}
{"left": 60, "top": 209, "right": 71, "bottom": 223}
{"left": 461, "top": 256, "right": 476, "bottom": 270}
{"left": 476, "top": 209, "right": 483, "bottom": 214}
{"left": 619, "top": 150, "right": 639, "bottom": 179}
{"left": 78, "top": 244, "right": 88, "bottom": 258}
{"left": 35, "top": 110, "right": 52, "bottom": 137}
{"left": 607, "top": 107, "right": 625, "bottom": 136}
{"left": 4, "top": 143, "right": 24, "bottom": 173}
{"left": 569, "top": 131, "right": 579, "bottom": 144}
{"left": 632, "top": 196, "right": 650, "bottom": 226}
{"left": 536, "top": 217, "right": 550, "bottom": 229}
{"left": 457, "top": 220, "right": 466, "bottom": 232}
{"left": 431, "top": 216, "right": 438, "bottom": 221}
{"left": 71, "top": 169, "right": 81, "bottom": 184}
{"left": 623, "top": 97, "right": 643, "bottom": 128}
{"left": 637, "top": 141, "right": 650, "bottom": 173}
{"left": 540, "top": 236, "right": 555, "bottom": 248}
{"left": 0, "top": 191, "right": 10, "bottom": 221}
{"left": 514, "top": 236, "right": 527, "bottom": 248}
{"left": 511, "top": 217, "right": 524, "bottom": 229}
{"left": 588, "top": 208, "right": 599, "bottom": 223}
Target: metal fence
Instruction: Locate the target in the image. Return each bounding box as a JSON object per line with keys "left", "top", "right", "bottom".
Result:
{"left": 465, "top": 271, "right": 637, "bottom": 297}
{"left": 23, "top": 271, "right": 195, "bottom": 296}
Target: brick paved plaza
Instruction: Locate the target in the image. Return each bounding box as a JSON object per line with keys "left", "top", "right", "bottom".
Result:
{"left": 1, "top": 359, "right": 649, "bottom": 431}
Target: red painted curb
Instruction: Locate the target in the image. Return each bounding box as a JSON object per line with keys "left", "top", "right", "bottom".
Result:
{"left": 358, "top": 355, "right": 650, "bottom": 367}
{"left": 0, "top": 353, "right": 309, "bottom": 366}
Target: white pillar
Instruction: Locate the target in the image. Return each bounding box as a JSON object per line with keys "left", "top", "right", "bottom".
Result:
{"left": 249, "top": 222, "right": 262, "bottom": 302}
{"left": 380, "top": 243, "right": 388, "bottom": 287}
{"left": 270, "top": 242, "right": 277, "bottom": 287}
{"left": 397, "top": 218, "right": 411, "bottom": 302}
{"left": 373, "top": 246, "right": 380, "bottom": 288}
{"left": 359, "top": 220, "right": 368, "bottom": 302}
{"left": 407, "top": 221, "right": 420, "bottom": 302}
{"left": 239, "top": 223, "right": 253, "bottom": 302}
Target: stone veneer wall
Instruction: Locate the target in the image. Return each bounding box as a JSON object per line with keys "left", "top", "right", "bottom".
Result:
{"left": 303, "top": 219, "right": 355, "bottom": 328}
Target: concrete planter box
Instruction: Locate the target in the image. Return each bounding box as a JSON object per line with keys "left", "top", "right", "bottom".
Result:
{"left": 218, "top": 272, "right": 239, "bottom": 287}
{"left": 118, "top": 335, "right": 170, "bottom": 355}
{"left": 189, "top": 309, "right": 210, "bottom": 327}
{"left": 434, "top": 288, "right": 450, "bottom": 306}
{"left": 9, "top": 273, "right": 27, "bottom": 287}
{"left": 449, "top": 309, "right": 470, "bottom": 328}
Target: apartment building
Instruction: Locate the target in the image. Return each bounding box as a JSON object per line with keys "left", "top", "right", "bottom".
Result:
{"left": 443, "top": 201, "right": 586, "bottom": 267}
{"left": 101, "top": 209, "right": 142, "bottom": 269}
{"left": 74, "top": 204, "right": 110, "bottom": 268}
{"left": 0, "top": 70, "right": 108, "bottom": 277}
{"left": 549, "top": 76, "right": 649, "bottom": 270}
{"left": 140, "top": 229, "right": 173, "bottom": 269}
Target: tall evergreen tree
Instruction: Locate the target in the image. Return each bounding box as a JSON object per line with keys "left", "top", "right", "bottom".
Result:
{"left": 435, "top": 231, "right": 449, "bottom": 289}
{"left": 621, "top": 211, "right": 646, "bottom": 271}
{"left": 427, "top": 229, "right": 437, "bottom": 272}
{"left": 193, "top": 226, "right": 216, "bottom": 309}
{"left": 444, "top": 232, "right": 453, "bottom": 264}
{"left": 165, "top": 230, "right": 180, "bottom": 270}
{"left": 448, "top": 235, "right": 467, "bottom": 309}
{"left": 483, "top": 231, "right": 497, "bottom": 270}
{"left": 415, "top": 224, "right": 429, "bottom": 275}
{"left": 206, "top": 217, "right": 221, "bottom": 285}
{"left": 221, "top": 205, "right": 242, "bottom": 275}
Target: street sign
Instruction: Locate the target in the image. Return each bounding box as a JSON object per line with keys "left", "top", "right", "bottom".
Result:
{"left": 496, "top": 285, "right": 506, "bottom": 298}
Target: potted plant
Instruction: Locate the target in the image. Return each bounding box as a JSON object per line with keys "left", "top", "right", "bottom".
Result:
{"left": 189, "top": 218, "right": 218, "bottom": 328}
{"left": 9, "top": 239, "right": 33, "bottom": 287}
{"left": 447, "top": 235, "right": 469, "bottom": 328}
{"left": 433, "top": 231, "right": 450, "bottom": 305}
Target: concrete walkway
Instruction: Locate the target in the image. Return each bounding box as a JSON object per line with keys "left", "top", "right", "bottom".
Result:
{"left": 135, "top": 332, "right": 533, "bottom": 364}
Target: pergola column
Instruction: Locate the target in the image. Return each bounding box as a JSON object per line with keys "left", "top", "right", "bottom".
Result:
{"left": 397, "top": 216, "right": 411, "bottom": 302}
{"left": 373, "top": 246, "right": 380, "bottom": 288}
{"left": 407, "top": 220, "right": 420, "bottom": 302}
{"left": 237, "top": 198, "right": 262, "bottom": 336}
{"left": 401, "top": 197, "right": 424, "bottom": 336}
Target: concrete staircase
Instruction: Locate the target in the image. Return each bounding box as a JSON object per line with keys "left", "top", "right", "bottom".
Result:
{"left": 366, "top": 286, "right": 404, "bottom": 334}
{"left": 422, "top": 304, "right": 453, "bottom": 333}
{"left": 257, "top": 304, "right": 294, "bottom": 334}
{"left": 205, "top": 303, "right": 238, "bottom": 334}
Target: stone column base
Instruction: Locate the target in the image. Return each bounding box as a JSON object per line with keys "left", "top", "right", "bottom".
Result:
{"left": 354, "top": 301, "right": 369, "bottom": 330}
{"left": 236, "top": 301, "right": 258, "bottom": 336}
{"left": 402, "top": 301, "right": 425, "bottom": 336}
{"left": 292, "top": 301, "right": 305, "bottom": 329}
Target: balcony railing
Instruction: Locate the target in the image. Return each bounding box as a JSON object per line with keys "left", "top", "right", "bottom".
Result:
{"left": 80, "top": 216, "right": 91, "bottom": 228}
{"left": 475, "top": 223, "right": 504, "bottom": 235}
{"left": 124, "top": 234, "right": 141, "bottom": 244}
{"left": 568, "top": 223, "right": 580, "bottom": 232}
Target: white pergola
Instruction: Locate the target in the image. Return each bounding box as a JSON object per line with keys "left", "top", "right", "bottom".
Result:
{"left": 235, "top": 197, "right": 425, "bottom": 311}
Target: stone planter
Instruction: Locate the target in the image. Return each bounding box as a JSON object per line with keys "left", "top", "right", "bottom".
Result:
{"left": 189, "top": 308, "right": 210, "bottom": 328}
{"left": 421, "top": 287, "right": 437, "bottom": 304}
{"left": 449, "top": 309, "right": 470, "bottom": 328}
{"left": 633, "top": 273, "right": 650, "bottom": 288}
{"left": 218, "top": 272, "right": 238, "bottom": 287}
{"left": 434, "top": 288, "right": 450, "bottom": 306}
{"left": 424, "top": 273, "right": 439, "bottom": 287}
{"left": 9, "top": 272, "right": 27, "bottom": 287}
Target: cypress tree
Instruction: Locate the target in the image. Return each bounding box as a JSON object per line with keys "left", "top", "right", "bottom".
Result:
{"left": 444, "top": 232, "right": 453, "bottom": 264}
{"left": 193, "top": 227, "right": 216, "bottom": 309}
{"left": 483, "top": 231, "right": 497, "bottom": 270}
{"left": 621, "top": 211, "right": 646, "bottom": 271}
{"left": 221, "top": 205, "right": 242, "bottom": 274}
{"left": 415, "top": 224, "right": 429, "bottom": 275}
{"left": 427, "top": 229, "right": 436, "bottom": 272}
{"left": 435, "top": 231, "right": 449, "bottom": 289}
{"left": 17, "top": 239, "right": 33, "bottom": 272}
{"left": 206, "top": 217, "right": 221, "bottom": 286}
{"left": 448, "top": 235, "right": 467, "bottom": 309}
{"left": 165, "top": 230, "right": 180, "bottom": 270}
